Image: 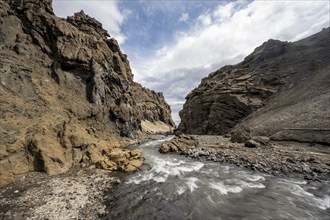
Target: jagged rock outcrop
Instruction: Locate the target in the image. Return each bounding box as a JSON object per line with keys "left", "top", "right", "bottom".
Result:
{"left": 177, "top": 28, "right": 330, "bottom": 144}
{"left": 159, "top": 135, "right": 197, "bottom": 153}
{"left": 0, "top": 0, "right": 174, "bottom": 186}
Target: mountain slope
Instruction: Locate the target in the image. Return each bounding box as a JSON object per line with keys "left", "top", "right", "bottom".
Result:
{"left": 0, "top": 0, "right": 174, "bottom": 186}
{"left": 177, "top": 28, "right": 330, "bottom": 144}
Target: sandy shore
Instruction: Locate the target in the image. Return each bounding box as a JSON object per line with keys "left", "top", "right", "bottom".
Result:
{"left": 160, "top": 135, "right": 330, "bottom": 181}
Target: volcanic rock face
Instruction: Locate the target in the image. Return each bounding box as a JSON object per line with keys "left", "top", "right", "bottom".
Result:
{"left": 0, "top": 0, "right": 174, "bottom": 186}
{"left": 177, "top": 28, "right": 330, "bottom": 144}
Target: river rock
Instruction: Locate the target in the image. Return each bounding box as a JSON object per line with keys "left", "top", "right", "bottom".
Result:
{"left": 230, "top": 125, "right": 251, "bottom": 143}
{"left": 244, "top": 140, "right": 260, "bottom": 148}
{"left": 0, "top": 160, "right": 14, "bottom": 187}
{"left": 0, "top": 0, "right": 174, "bottom": 187}
{"left": 159, "top": 135, "right": 197, "bottom": 153}
{"left": 139, "top": 163, "right": 152, "bottom": 171}
{"left": 252, "top": 136, "right": 270, "bottom": 146}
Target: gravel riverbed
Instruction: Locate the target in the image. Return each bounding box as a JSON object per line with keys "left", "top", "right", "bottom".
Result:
{"left": 162, "top": 135, "right": 330, "bottom": 181}
{"left": 0, "top": 168, "right": 121, "bottom": 220}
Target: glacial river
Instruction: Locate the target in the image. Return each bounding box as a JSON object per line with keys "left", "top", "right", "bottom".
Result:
{"left": 106, "top": 138, "right": 330, "bottom": 220}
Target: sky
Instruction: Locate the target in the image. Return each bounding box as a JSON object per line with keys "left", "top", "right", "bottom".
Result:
{"left": 53, "top": 0, "right": 330, "bottom": 124}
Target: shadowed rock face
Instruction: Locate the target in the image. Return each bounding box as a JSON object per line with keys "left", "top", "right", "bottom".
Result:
{"left": 0, "top": 0, "right": 174, "bottom": 186}
{"left": 177, "top": 28, "right": 330, "bottom": 144}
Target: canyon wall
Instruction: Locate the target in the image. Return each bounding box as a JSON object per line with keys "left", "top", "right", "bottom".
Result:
{"left": 177, "top": 28, "right": 329, "bottom": 144}
{"left": 0, "top": 0, "right": 174, "bottom": 186}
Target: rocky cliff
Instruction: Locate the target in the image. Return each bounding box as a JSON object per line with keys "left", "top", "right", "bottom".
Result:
{"left": 0, "top": 0, "right": 174, "bottom": 186}
{"left": 177, "top": 28, "right": 329, "bottom": 144}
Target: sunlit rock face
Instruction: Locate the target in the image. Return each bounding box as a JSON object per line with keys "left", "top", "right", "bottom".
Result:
{"left": 0, "top": 0, "right": 174, "bottom": 187}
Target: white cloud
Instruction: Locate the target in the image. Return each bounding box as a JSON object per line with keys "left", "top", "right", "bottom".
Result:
{"left": 52, "top": 0, "right": 330, "bottom": 124}
{"left": 52, "top": 0, "right": 127, "bottom": 44}
{"left": 212, "top": 2, "right": 235, "bottom": 22}
{"left": 197, "top": 13, "right": 212, "bottom": 26}
{"left": 135, "top": 1, "right": 330, "bottom": 124}
{"left": 148, "top": 1, "right": 329, "bottom": 75}
{"left": 179, "top": 12, "right": 189, "bottom": 22}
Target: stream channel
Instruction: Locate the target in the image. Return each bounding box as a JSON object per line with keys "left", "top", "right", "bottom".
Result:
{"left": 105, "top": 137, "right": 330, "bottom": 220}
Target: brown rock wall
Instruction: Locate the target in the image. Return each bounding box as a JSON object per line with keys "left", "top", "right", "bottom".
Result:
{"left": 0, "top": 0, "right": 174, "bottom": 186}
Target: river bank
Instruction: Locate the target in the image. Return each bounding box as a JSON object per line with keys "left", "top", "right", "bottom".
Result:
{"left": 104, "top": 137, "right": 330, "bottom": 220}
{"left": 0, "top": 135, "right": 168, "bottom": 219}
{"left": 0, "top": 168, "right": 122, "bottom": 219}
{"left": 1, "top": 137, "right": 329, "bottom": 219}
{"left": 160, "top": 135, "right": 330, "bottom": 181}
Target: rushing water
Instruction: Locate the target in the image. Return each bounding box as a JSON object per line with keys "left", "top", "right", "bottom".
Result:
{"left": 106, "top": 138, "right": 330, "bottom": 220}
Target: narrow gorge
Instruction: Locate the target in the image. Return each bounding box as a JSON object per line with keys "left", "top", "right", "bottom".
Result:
{"left": 0, "top": 0, "right": 174, "bottom": 187}
{"left": 0, "top": 1, "right": 329, "bottom": 219}
{"left": 162, "top": 28, "right": 330, "bottom": 181}
{"left": 177, "top": 27, "right": 330, "bottom": 145}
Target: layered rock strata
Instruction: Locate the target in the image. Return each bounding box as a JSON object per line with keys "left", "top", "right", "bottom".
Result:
{"left": 177, "top": 28, "right": 330, "bottom": 145}
{"left": 0, "top": 0, "right": 174, "bottom": 186}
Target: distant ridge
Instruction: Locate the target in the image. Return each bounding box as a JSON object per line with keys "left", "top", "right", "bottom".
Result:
{"left": 177, "top": 27, "right": 330, "bottom": 145}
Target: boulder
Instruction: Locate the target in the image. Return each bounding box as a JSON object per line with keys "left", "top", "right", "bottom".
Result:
{"left": 0, "top": 159, "right": 14, "bottom": 187}
{"left": 230, "top": 125, "right": 251, "bottom": 143}
{"left": 159, "top": 135, "right": 197, "bottom": 154}
{"left": 252, "top": 136, "right": 270, "bottom": 146}
{"left": 159, "top": 142, "right": 172, "bottom": 154}
{"left": 245, "top": 140, "right": 261, "bottom": 148}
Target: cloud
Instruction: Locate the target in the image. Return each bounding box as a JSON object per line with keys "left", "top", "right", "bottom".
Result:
{"left": 52, "top": 0, "right": 330, "bottom": 125}
{"left": 141, "top": 64, "right": 221, "bottom": 124}
{"left": 179, "top": 12, "right": 189, "bottom": 22}
{"left": 52, "top": 0, "right": 127, "bottom": 44}
{"left": 134, "top": 1, "right": 330, "bottom": 124}
{"left": 149, "top": 1, "right": 329, "bottom": 74}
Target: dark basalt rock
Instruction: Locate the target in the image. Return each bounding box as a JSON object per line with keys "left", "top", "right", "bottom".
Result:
{"left": 177, "top": 27, "right": 330, "bottom": 146}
